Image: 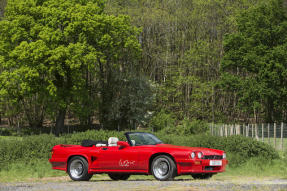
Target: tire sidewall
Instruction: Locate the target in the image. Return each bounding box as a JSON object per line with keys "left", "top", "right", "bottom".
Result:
{"left": 151, "top": 155, "right": 176, "bottom": 181}
{"left": 68, "top": 156, "right": 91, "bottom": 181}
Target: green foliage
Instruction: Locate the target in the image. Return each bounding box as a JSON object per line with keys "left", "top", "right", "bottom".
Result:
{"left": 157, "top": 133, "right": 279, "bottom": 167}
{"left": 0, "top": 130, "right": 279, "bottom": 169}
{"left": 149, "top": 109, "right": 176, "bottom": 131}
{"left": 160, "top": 118, "right": 209, "bottom": 135}
{"left": 221, "top": 0, "right": 287, "bottom": 122}
{"left": 0, "top": 0, "right": 142, "bottom": 131}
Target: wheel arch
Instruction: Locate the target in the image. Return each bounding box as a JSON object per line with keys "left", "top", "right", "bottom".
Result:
{"left": 148, "top": 152, "right": 178, "bottom": 175}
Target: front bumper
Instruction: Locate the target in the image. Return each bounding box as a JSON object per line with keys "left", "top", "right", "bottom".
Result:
{"left": 177, "top": 159, "right": 228, "bottom": 175}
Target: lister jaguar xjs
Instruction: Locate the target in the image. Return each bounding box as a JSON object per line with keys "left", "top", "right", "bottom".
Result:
{"left": 49, "top": 132, "right": 227, "bottom": 181}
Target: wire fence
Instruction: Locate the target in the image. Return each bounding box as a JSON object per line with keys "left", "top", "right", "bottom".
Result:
{"left": 210, "top": 123, "right": 287, "bottom": 151}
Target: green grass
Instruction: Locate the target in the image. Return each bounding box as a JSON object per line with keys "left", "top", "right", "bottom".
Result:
{"left": 0, "top": 160, "right": 66, "bottom": 182}
{"left": 0, "top": 135, "right": 23, "bottom": 141}
{"left": 0, "top": 158, "right": 286, "bottom": 182}
{"left": 216, "top": 158, "right": 287, "bottom": 178}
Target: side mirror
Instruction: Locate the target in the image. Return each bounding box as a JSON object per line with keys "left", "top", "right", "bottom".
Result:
{"left": 117, "top": 141, "right": 130, "bottom": 149}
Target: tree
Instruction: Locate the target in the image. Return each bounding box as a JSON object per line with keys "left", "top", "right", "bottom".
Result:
{"left": 0, "top": 0, "right": 6, "bottom": 18}
{"left": 0, "top": 0, "right": 140, "bottom": 134}
{"left": 221, "top": 0, "right": 287, "bottom": 122}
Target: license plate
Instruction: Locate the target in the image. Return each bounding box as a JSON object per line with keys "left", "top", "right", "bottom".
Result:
{"left": 209, "top": 160, "right": 222, "bottom": 166}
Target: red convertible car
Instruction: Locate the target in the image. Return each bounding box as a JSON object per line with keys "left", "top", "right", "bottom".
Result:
{"left": 49, "top": 132, "right": 227, "bottom": 181}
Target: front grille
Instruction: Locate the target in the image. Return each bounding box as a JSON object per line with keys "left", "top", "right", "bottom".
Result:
{"left": 203, "top": 155, "right": 223, "bottom": 160}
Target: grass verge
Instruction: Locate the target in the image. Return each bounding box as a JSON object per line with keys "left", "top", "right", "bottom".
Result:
{"left": 0, "top": 158, "right": 286, "bottom": 183}
{"left": 0, "top": 160, "right": 66, "bottom": 182}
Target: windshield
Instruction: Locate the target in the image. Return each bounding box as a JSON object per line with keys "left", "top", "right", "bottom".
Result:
{"left": 126, "top": 132, "right": 163, "bottom": 146}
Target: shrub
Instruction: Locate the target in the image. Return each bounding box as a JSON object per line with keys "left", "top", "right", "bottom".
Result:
{"left": 155, "top": 133, "right": 279, "bottom": 167}
{"left": 0, "top": 130, "right": 124, "bottom": 165}
{"left": 0, "top": 128, "right": 13, "bottom": 136}
{"left": 149, "top": 109, "right": 176, "bottom": 131}
{"left": 160, "top": 118, "right": 209, "bottom": 135}
{"left": 0, "top": 130, "right": 279, "bottom": 168}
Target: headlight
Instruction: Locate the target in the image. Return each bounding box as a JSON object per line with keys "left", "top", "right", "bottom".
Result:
{"left": 191, "top": 152, "right": 195, "bottom": 159}
{"left": 223, "top": 153, "right": 226, "bottom": 159}
{"left": 197, "top": 152, "right": 203, "bottom": 159}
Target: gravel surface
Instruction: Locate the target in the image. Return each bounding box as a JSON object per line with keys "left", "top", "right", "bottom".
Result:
{"left": 1, "top": 177, "right": 287, "bottom": 191}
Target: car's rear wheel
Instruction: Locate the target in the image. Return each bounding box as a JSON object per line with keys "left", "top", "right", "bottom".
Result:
{"left": 67, "top": 156, "right": 93, "bottom": 181}
{"left": 108, "top": 174, "right": 130, "bottom": 180}
{"left": 192, "top": 173, "right": 213, "bottom": 179}
{"left": 151, "top": 155, "right": 177, "bottom": 181}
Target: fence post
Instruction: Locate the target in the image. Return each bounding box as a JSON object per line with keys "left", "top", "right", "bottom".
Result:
{"left": 246, "top": 124, "right": 249, "bottom": 137}
{"left": 268, "top": 123, "right": 270, "bottom": 144}
{"left": 252, "top": 124, "right": 254, "bottom": 138}
{"left": 237, "top": 124, "right": 240, "bottom": 135}
{"left": 274, "top": 122, "right": 276, "bottom": 149}
{"left": 261, "top": 123, "right": 264, "bottom": 142}
{"left": 281, "top": 122, "right": 284, "bottom": 151}
{"left": 225, "top": 124, "right": 228, "bottom": 137}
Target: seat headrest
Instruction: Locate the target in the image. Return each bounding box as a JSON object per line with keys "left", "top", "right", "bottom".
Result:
{"left": 108, "top": 137, "right": 119, "bottom": 146}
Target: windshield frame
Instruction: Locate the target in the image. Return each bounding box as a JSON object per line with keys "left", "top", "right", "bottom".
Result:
{"left": 125, "top": 132, "right": 163, "bottom": 146}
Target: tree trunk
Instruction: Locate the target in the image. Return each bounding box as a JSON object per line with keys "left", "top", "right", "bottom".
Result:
{"left": 55, "top": 109, "right": 66, "bottom": 136}
{"left": 0, "top": 0, "right": 6, "bottom": 18}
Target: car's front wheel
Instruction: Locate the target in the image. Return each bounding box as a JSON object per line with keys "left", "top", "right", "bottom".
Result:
{"left": 192, "top": 173, "right": 213, "bottom": 179}
{"left": 108, "top": 174, "right": 130, "bottom": 180}
{"left": 151, "top": 155, "right": 177, "bottom": 181}
{"left": 67, "top": 156, "right": 93, "bottom": 181}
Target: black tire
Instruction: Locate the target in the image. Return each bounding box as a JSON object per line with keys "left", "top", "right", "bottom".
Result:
{"left": 108, "top": 174, "right": 130, "bottom": 180}
{"left": 67, "top": 156, "right": 93, "bottom": 181}
{"left": 192, "top": 173, "right": 213, "bottom": 180}
{"left": 151, "top": 155, "right": 177, "bottom": 181}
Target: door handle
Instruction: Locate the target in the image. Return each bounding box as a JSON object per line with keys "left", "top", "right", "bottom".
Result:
{"left": 101, "top": 147, "right": 108, "bottom": 150}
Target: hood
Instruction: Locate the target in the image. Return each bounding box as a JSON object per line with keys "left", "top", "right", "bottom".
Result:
{"left": 156, "top": 144, "right": 224, "bottom": 155}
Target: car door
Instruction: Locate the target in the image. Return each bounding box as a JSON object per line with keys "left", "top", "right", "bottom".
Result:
{"left": 93, "top": 145, "right": 140, "bottom": 170}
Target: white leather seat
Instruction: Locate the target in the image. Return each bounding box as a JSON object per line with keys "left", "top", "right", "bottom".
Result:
{"left": 96, "top": 143, "right": 107, "bottom": 147}
{"left": 108, "top": 137, "right": 119, "bottom": 146}
{"left": 131, "top": 140, "right": 135, "bottom": 146}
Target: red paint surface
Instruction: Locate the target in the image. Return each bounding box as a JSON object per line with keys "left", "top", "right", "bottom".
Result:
{"left": 49, "top": 139, "right": 228, "bottom": 175}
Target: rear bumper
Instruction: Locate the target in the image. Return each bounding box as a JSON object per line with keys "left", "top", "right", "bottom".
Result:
{"left": 49, "top": 158, "right": 67, "bottom": 171}
{"left": 177, "top": 159, "right": 228, "bottom": 175}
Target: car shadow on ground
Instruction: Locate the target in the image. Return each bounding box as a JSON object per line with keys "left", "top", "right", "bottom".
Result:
{"left": 90, "top": 179, "right": 195, "bottom": 182}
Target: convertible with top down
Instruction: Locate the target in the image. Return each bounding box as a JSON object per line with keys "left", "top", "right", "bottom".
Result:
{"left": 49, "top": 132, "right": 228, "bottom": 181}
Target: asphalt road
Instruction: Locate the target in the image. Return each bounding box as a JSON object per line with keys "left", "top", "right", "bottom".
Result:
{"left": 1, "top": 177, "right": 287, "bottom": 191}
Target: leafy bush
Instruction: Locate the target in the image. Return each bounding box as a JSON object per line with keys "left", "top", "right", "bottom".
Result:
{"left": 149, "top": 109, "right": 176, "bottom": 131}
{"left": 0, "top": 130, "right": 279, "bottom": 168}
{"left": 0, "top": 130, "right": 124, "bottom": 165}
{"left": 160, "top": 118, "right": 209, "bottom": 135}
{"left": 156, "top": 133, "right": 279, "bottom": 167}
{"left": 0, "top": 128, "right": 13, "bottom": 136}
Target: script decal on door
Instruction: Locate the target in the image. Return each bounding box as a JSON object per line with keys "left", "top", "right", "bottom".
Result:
{"left": 119, "top": 159, "right": 136, "bottom": 167}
